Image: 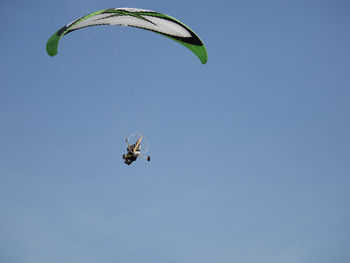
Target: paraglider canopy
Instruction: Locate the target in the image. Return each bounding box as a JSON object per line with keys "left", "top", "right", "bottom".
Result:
{"left": 46, "top": 8, "right": 207, "bottom": 64}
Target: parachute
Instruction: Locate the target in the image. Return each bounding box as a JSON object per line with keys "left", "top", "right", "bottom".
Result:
{"left": 46, "top": 8, "right": 207, "bottom": 64}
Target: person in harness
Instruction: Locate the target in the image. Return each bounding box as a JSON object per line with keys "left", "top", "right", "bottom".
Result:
{"left": 122, "top": 135, "right": 150, "bottom": 165}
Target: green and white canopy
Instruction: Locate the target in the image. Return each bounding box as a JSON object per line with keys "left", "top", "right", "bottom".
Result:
{"left": 46, "top": 8, "right": 207, "bottom": 64}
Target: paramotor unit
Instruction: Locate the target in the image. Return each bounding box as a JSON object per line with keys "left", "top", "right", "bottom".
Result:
{"left": 122, "top": 134, "right": 150, "bottom": 165}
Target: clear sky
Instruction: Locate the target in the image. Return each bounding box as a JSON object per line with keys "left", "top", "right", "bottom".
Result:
{"left": 1, "top": 0, "right": 350, "bottom": 262}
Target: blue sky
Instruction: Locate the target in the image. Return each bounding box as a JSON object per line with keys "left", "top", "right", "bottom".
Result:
{"left": 1, "top": 0, "right": 350, "bottom": 262}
